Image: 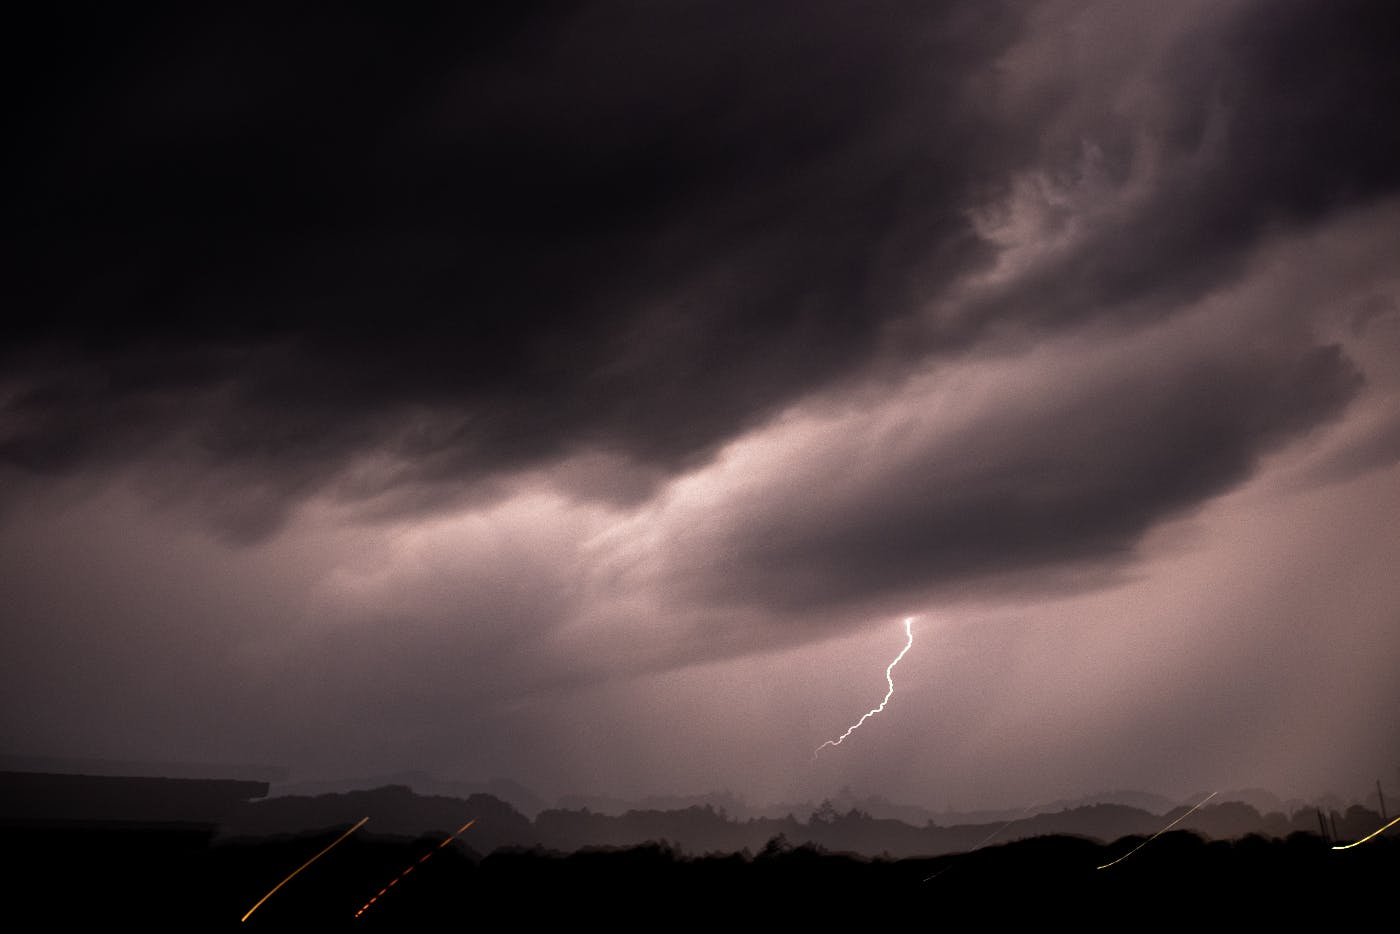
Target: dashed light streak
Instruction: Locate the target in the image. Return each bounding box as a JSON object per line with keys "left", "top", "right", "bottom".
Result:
{"left": 354, "top": 819, "right": 476, "bottom": 918}
{"left": 814, "top": 617, "right": 916, "bottom": 758}
{"left": 241, "top": 816, "right": 369, "bottom": 923}
{"left": 1095, "top": 792, "right": 1217, "bottom": 870}
{"left": 1331, "top": 814, "right": 1400, "bottom": 850}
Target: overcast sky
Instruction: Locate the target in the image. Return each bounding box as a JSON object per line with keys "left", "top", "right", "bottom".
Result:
{"left": 5, "top": 0, "right": 1399, "bottom": 811}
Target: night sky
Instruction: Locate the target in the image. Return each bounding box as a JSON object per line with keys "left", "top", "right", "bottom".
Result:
{"left": 5, "top": 1, "right": 1399, "bottom": 811}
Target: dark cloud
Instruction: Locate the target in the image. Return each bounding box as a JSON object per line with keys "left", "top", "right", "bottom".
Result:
{"left": 955, "top": 0, "right": 1400, "bottom": 336}
{"left": 5, "top": 2, "right": 1400, "bottom": 807}
{"left": 6, "top": 2, "right": 1021, "bottom": 534}
{"left": 7, "top": 2, "right": 1399, "bottom": 542}
{"left": 669, "top": 338, "right": 1362, "bottom": 613}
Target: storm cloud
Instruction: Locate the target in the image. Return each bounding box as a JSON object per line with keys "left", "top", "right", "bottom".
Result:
{"left": 4, "top": 1, "right": 1398, "bottom": 809}
{"left": 8, "top": 2, "right": 1021, "bottom": 532}
{"left": 9, "top": 1, "right": 1394, "bottom": 533}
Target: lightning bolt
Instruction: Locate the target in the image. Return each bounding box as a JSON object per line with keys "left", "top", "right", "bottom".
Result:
{"left": 814, "top": 617, "right": 916, "bottom": 758}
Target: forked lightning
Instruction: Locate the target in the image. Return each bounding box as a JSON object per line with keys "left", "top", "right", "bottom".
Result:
{"left": 815, "top": 617, "right": 916, "bottom": 758}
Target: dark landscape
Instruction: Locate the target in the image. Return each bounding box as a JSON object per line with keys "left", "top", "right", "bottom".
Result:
{"left": 4, "top": 769, "right": 1395, "bottom": 928}
{"left": 6, "top": 3, "right": 1399, "bottom": 929}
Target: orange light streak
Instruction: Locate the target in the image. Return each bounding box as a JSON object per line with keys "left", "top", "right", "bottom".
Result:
{"left": 241, "top": 816, "right": 369, "bottom": 922}
{"left": 353, "top": 819, "right": 475, "bottom": 918}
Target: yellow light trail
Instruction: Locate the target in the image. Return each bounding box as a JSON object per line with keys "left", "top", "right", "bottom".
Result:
{"left": 1096, "top": 792, "right": 1217, "bottom": 870}
{"left": 354, "top": 819, "right": 476, "bottom": 918}
{"left": 815, "top": 617, "right": 916, "bottom": 758}
{"left": 241, "top": 816, "right": 369, "bottom": 923}
{"left": 1331, "top": 813, "right": 1400, "bottom": 850}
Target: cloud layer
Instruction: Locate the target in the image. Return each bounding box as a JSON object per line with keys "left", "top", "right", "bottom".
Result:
{"left": 4, "top": 1, "right": 1398, "bottom": 808}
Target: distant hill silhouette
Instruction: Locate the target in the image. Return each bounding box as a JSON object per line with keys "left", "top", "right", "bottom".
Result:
{"left": 271, "top": 771, "right": 548, "bottom": 817}
{"left": 529, "top": 798, "right": 1360, "bottom": 858}
{"left": 221, "top": 783, "right": 1386, "bottom": 859}
{"left": 4, "top": 767, "right": 1389, "bottom": 861}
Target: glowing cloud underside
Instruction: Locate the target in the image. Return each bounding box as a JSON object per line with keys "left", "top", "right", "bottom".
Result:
{"left": 814, "top": 617, "right": 916, "bottom": 758}
{"left": 1096, "top": 792, "right": 1217, "bottom": 870}
{"left": 241, "top": 816, "right": 369, "bottom": 923}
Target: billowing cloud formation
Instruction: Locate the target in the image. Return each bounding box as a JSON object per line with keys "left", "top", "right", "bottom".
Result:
{"left": 9, "top": 1, "right": 1396, "bottom": 532}
{"left": 661, "top": 337, "right": 1358, "bottom": 614}
{"left": 8, "top": 2, "right": 1019, "bottom": 536}
{"left": 3, "top": 1, "right": 1399, "bottom": 807}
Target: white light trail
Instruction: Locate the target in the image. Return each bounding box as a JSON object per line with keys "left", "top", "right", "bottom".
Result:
{"left": 1096, "top": 792, "right": 1217, "bottom": 870}
{"left": 814, "top": 617, "right": 916, "bottom": 758}
{"left": 922, "top": 804, "right": 1037, "bottom": 882}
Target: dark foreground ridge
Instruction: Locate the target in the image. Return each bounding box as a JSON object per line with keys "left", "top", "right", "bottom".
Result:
{"left": 4, "top": 820, "right": 1394, "bottom": 929}
{"left": 2, "top": 771, "right": 1395, "bottom": 928}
